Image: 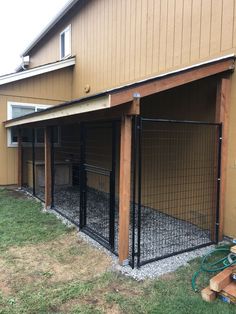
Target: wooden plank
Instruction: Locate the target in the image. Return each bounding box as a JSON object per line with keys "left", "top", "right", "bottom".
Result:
{"left": 44, "top": 127, "right": 52, "bottom": 209}
{"left": 24, "top": 101, "right": 139, "bottom": 129}
{"left": 210, "top": 267, "right": 235, "bottom": 292}
{"left": 231, "top": 246, "right": 236, "bottom": 254}
{"left": 110, "top": 58, "right": 234, "bottom": 107}
{"left": 118, "top": 114, "right": 132, "bottom": 265}
{"left": 201, "top": 286, "right": 217, "bottom": 302}
{"left": 215, "top": 75, "right": 231, "bottom": 240}
{"left": 17, "top": 128, "right": 23, "bottom": 189}
{"left": 223, "top": 281, "right": 236, "bottom": 298}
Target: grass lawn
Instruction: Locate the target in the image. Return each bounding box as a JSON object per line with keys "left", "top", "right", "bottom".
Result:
{"left": 0, "top": 188, "right": 235, "bottom": 314}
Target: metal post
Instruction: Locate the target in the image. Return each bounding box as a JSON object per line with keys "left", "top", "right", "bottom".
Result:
{"left": 131, "top": 116, "right": 138, "bottom": 268}
{"left": 215, "top": 123, "right": 222, "bottom": 244}
{"left": 79, "top": 122, "right": 86, "bottom": 229}
{"left": 137, "top": 116, "right": 142, "bottom": 268}
{"left": 109, "top": 121, "right": 117, "bottom": 250}
{"left": 32, "top": 128, "right": 36, "bottom": 196}
{"left": 51, "top": 126, "right": 55, "bottom": 208}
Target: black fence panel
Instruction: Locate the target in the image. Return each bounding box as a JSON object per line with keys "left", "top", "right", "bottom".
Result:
{"left": 51, "top": 124, "right": 81, "bottom": 223}
{"left": 22, "top": 128, "right": 35, "bottom": 196}
{"left": 21, "top": 127, "right": 44, "bottom": 201}
{"left": 34, "top": 128, "right": 45, "bottom": 201}
{"left": 80, "top": 121, "right": 119, "bottom": 253}
{"left": 131, "top": 118, "right": 221, "bottom": 267}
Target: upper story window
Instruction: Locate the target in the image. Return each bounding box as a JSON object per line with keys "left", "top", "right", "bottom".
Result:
{"left": 7, "top": 102, "right": 52, "bottom": 147}
{"left": 60, "top": 25, "right": 71, "bottom": 59}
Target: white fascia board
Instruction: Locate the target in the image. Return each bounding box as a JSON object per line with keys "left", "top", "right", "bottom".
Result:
{"left": 0, "top": 57, "right": 75, "bottom": 86}
{"left": 5, "top": 95, "right": 110, "bottom": 128}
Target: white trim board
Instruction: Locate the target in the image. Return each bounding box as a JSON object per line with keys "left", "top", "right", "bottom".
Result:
{"left": 0, "top": 57, "right": 75, "bottom": 86}
{"left": 4, "top": 96, "right": 110, "bottom": 128}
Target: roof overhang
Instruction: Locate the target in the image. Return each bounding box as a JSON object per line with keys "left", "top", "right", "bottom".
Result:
{"left": 0, "top": 57, "right": 75, "bottom": 86}
{"left": 4, "top": 54, "right": 235, "bottom": 129}
{"left": 4, "top": 95, "right": 110, "bottom": 128}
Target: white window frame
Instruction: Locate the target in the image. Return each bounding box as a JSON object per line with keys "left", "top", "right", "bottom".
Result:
{"left": 7, "top": 102, "right": 52, "bottom": 147}
{"left": 59, "top": 24, "right": 71, "bottom": 60}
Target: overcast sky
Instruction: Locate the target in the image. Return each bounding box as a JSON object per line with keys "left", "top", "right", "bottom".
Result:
{"left": 0, "top": 0, "right": 69, "bottom": 76}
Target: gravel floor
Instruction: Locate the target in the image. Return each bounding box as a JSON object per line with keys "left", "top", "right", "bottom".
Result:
{"left": 21, "top": 185, "right": 213, "bottom": 271}
{"left": 78, "top": 228, "right": 215, "bottom": 280}
{"left": 51, "top": 186, "right": 211, "bottom": 263}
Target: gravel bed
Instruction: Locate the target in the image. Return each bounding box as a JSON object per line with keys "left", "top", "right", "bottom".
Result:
{"left": 78, "top": 228, "right": 215, "bottom": 280}
{"left": 20, "top": 186, "right": 214, "bottom": 278}
{"left": 52, "top": 186, "right": 211, "bottom": 262}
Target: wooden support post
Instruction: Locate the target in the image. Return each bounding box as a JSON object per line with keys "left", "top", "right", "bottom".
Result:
{"left": 215, "top": 75, "right": 231, "bottom": 241}
{"left": 118, "top": 114, "right": 132, "bottom": 265}
{"left": 17, "top": 128, "right": 23, "bottom": 189}
{"left": 44, "top": 127, "right": 52, "bottom": 209}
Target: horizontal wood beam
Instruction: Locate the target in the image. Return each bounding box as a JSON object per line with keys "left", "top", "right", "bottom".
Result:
{"left": 110, "top": 58, "right": 234, "bottom": 106}
{"left": 20, "top": 101, "right": 140, "bottom": 128}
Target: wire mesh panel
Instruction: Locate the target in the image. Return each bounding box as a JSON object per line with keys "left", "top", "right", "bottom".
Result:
{"left": 52, "top": 124, "right": 81, "bottom": 223}
{"left": 82, "top": 165, "right": 114, "bottom": 248}
{"left": 34, "top": 128, "right": 45, "bottom": 201}
{"left": 132, "top": 118, "right": 221, "bottom": 267}
{"left": 22, "top": 128, "right": 35, "bottom": 195}
{"left": 80, "top": 121, "right": 119, "bottom": 252}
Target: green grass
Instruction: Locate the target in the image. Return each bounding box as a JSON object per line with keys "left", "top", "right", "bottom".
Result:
{"left": 0, "top": 188, "right": 235, "bottom": 314}
{"left": 0, "top": 188, "right": 69, "bottom": 250}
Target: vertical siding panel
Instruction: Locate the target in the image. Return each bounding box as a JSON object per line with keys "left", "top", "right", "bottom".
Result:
{"left": 181, "top": 0, "right": 192, "bottom": 65}
{"left": 152, "top": 0, "right": 161, "bottom": 73}
{"left": 118, "top": 0, "right": 125, "bottom": 84}
{"left": 221, "top": 0, "right": 234, "bottom": 51}
{"left": 100, "top": 0, "right": 106, "bottom": 89}
{"left": 111, "top": 0, "right": 117, "bottom": 86}
{"left": 173, "top": 0, "right": 183, "bottom": 66}
{"left": 233, "top": 0, "right": 236, "bottom": 47}
{"left": 166, "top": 0, "right": 175, "bottom": 69}
{"left": 81, "top": 4, "right": 87, "bottom": 95}
{"left": 159, "top": 0, "right": 168, "bottom": 72}
{"left": 124, "top": 0, "right": 131, "bottom": 83}
{"left": 199, "top": 0, "right": 211, "bottom": 58}
{"left": 129, "top": 0, "right": 137, "bottom": 81}
{"left": 140, "top": 0, "right": 148, "bottom": 78}
{"left": 107, "top": 0, "right": 113, "bottom": 86}
{"left": 210, "top": 0, "right": 222, "bottom": 55}
{"left": 134, "top": 0, "right": 142, "bottom": 79}
{"left": 115, "top": 0, "right": 122, "bottom": 84}
{"left": 190, "top": 0, "right": 201, "bottom": 61}
{"left": 104, "top": 0, "right": 109, "bottom": 86}
{"left": 146, "top": 0, "right": 154, "bottom": 76}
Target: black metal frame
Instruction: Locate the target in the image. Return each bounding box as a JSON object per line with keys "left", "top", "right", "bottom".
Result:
{"left": 79, "top": 121, "right": 117, "bottom": 252}
{"left": 131, "top": 117, "right": 222, "bottom": 268}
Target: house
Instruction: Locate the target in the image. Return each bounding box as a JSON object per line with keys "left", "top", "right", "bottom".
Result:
{"left": 0, "top": 0, "right": 236, "bottom": 268}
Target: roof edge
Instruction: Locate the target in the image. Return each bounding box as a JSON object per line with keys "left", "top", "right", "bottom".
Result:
{"left": 0, "top": 57, "right": 76, "bottom": 86}
{"left": 21, "top": 0, "right": 80, "bottom": 57}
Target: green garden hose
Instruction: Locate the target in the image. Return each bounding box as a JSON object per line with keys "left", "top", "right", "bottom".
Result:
{"left": 192, "top": 246, "right": 236, "bottom": 292}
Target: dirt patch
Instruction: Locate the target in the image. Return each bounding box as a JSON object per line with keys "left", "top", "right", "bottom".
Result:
{"left": 3, "top": 188, "right": 29, "bottom": 200}
{"left": 2, "top": 232, "right": 112, "bottom": 292}
{"left": 0, "top": 258, "right": 13, "bottom": 296}
{"left": 159, "top": 272, "right": 176, "bottom": 281}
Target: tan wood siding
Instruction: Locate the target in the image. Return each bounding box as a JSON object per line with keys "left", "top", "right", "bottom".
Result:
{"left": 26, "top": 0, "right": 236, "bottom": 99}
{"left": 0, "top": 67, "right": 73, "bottom": 185}
{"left": 0, "top": 68, "right": 73, "bottom": 103}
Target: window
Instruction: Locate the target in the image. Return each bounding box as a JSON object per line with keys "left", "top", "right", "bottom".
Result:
{"left": 7, "top": 102, "right": 59, "bottom": 147}
{"left": 60, "top": 25, "right": 71, "bottom": 59}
